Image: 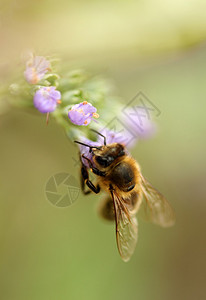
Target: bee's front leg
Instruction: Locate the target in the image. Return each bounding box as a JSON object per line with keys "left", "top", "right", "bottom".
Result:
{"left": 81, "top": 163, "right": 101, "bottom": 194}
{"left": 80, "top": 164, "right": 91, "bottom": 195}
{"left": 82, "top": 154, "right": 105, "bottom": 177}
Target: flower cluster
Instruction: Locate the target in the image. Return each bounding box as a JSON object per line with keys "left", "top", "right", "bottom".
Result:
{"left": 21, "top": 53, "right": 99, "bottom": 126}
{"left": 8, "top": 52, "right": 157, "bottom": 157}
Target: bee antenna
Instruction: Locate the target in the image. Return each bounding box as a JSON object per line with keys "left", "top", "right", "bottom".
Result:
{"left": 74, "top": 140, "right": 101, "bottom": 152}
{"left": 74, "top": 141, "right": 92, "bottom": 148}
{"left": 90, "top": 129, "right": 106, "bottom": 145}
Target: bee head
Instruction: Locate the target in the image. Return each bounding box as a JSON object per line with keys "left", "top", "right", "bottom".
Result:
{"left": 93, "top": 143, "right": 125, "bottom": 168}
{"left": 74, "top": 130, "right": 126, "bottom": 169}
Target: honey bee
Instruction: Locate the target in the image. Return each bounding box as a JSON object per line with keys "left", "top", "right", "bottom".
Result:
{"left": 75, "top": 130, "right": 175, "bottom": 262}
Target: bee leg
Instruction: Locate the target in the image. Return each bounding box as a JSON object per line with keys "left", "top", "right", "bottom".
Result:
{"left": 85, "top": 180, "right": 100, "bottom": 194}
{"left": 92, "top": 168, "right": 106, "bottom": 177}
{"left": 97, "top": 195, "right": 115, "bottom": 221}
{"left": 82, "top": 154, "right": 105, "bottom": 177}
{"left": 80, "top": 164, "right": 91, "bottom": 195}
{"left": 81, "top": 163, "right": 101, "bottom": 194}
{"left": 109, "top": 184, "right": 114, "bottom": 192}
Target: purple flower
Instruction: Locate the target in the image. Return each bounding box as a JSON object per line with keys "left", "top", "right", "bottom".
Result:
{"left": 68, "top": 101, "right": 99, "bottom": 126}
{"left": 24, "top": 55, "right": 51, "bottom": 84}
{"left": 122, "top": 108, "right": 156, "bottom": 140}
{"left": 97, "top": 128, "right": 130, "bottom": 146}
{"left": 33, "top": 86, "right": 61, "bottom": 113}
{"left": 77, "top": 137, "right": 100, "bottom": 168}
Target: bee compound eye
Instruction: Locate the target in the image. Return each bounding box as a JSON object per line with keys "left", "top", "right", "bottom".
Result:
{"left": 96, "top": 156, "right": 107, "bottom": 166}
{"left": 96, "top": 155, "right": 114, "bottom": 167}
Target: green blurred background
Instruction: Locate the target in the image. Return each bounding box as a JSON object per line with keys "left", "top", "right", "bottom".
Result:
{"left": 1, "top": 1, "right": 206, "bottom": 299}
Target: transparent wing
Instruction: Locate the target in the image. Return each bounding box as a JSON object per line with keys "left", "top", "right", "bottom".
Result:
{"left": 110, "top": 189, "right": 138, "bottom": 262}
{"left": 140, "top": 174, "right": 175, "bottom": 227}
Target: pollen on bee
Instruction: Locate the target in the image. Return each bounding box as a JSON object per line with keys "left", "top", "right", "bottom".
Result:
{"left": 57, "top": 100, "right": 62, "bottom": 104}
{"left": 82, "top": 101, "right": 88, "bottom": 105}
{"left": 84, "top": 120, "right": 88, "bottom": 125}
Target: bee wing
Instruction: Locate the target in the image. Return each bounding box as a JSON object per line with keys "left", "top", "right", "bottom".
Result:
{"left": 140, "top": 174, "right": 175, "bottom": 227}
{"left": 110, "top": 189, "right": 138, "bottom": 262}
